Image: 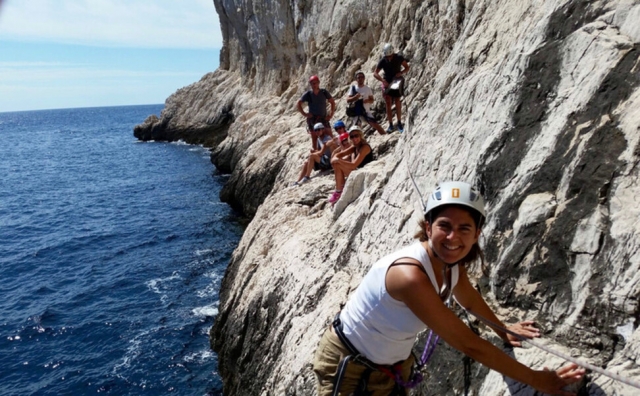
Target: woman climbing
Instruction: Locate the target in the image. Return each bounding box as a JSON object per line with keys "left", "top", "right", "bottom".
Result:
{"left": 313, "top": 181, "right": 585, "bottom": 395}
{"left": 328, "top": 126, "right": 373, "bottom": 204}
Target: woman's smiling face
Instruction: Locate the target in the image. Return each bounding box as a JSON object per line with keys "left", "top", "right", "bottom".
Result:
{"left": 426, "top": 206, "right": 480, "bottom": 264}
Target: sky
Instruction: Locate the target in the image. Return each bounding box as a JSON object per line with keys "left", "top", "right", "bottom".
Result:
{"left": 0, "top": 0, "right": 223, "bottom": 112}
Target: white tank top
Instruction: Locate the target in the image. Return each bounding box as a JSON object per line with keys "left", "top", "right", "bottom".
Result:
{"left": 339, "top": 242, "right": 459, "bottom": 364}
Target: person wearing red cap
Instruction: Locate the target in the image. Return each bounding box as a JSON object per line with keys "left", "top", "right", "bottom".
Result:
{"left": 297, "top": 75, "right": 336, "bottom": 150}
{"left": 332, "top": 131, "right": 352, "bottom": 161}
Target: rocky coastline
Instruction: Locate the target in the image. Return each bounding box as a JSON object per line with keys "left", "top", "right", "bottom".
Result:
{"left": 134, "top": 0, "right": 640, "bottom": 394}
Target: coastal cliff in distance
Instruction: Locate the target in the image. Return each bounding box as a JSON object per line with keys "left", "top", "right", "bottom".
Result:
{"left": 134, "top": 0, "right": 640, "bottom": 394}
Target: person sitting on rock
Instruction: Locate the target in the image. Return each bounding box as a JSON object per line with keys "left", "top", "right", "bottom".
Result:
{"left": 291, "top": 123, "right": 338, "bottom": 186}
{"left": 328, "top": 126, "right": 373, "bottom": 203}
{"left": 374, "top": 43, "right": 410, "bottom": 133}
{"left": 314, "top": 181, "right": 585, "bottom": 395}
{"left": 297, "top": 75, "right": 336, "bottom": 150}
{"left": 332, "top": 119, "right": 347, "bottom": 138}
{"left": 332, "top": 131, "right": 352, "bottom": 161}
{"left": 347, "top": 70, "right": 386, "bottom": 135}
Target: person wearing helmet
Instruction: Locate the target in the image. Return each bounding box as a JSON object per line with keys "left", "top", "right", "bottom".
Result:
{"left": 333, "top": 120, "right": 347, "bottom": 134}
{"left": 332, "top": 131, "right": 352, "bottom": 161}
{"left": 373, "top": 43, "right": 410, "bottom": 133}
{"left": 329, "top": 120, "right": 349, "bottom": 151}
{"left": 327, "top": 126, "right": 373, "bottom": 203}
{"left": 313, "top": 182, "right": 584, "bottom": 395}
{"left": 346, "top": 71, "right": 387, "bottom": 135}
{"left": 291, "top": 122, "right": 340, "bottom": 187}
{"left": 297, "top": 75, "right": 336, "bottom": 150}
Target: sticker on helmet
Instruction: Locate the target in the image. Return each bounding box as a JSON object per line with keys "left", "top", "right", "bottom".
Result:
{"left": 452, "top": 188, "right": 460, "bottom": 198}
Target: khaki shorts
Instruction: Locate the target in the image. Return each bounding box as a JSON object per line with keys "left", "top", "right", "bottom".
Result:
{"left": 313, "top": 327, "right": 414, "bottom": 396}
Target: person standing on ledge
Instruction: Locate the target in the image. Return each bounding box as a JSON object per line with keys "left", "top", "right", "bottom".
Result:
{"left": 297, "top": 75, "right": 336, "bottom": 150}
{"left": 374, "top": 43, "right": 410, "bottom": 133}
{"left": 313, "top": 181, "right": 584, "bottom": 395}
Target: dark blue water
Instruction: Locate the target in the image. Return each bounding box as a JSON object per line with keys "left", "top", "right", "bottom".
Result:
{"left": 0, "top": 105, "right": 243, "bottom": 395}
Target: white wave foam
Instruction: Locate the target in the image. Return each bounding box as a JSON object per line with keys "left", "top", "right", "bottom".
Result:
{"left": 192, "top": 304, "right": 218, "bottom": 318}
{"left": 196, "top": 272, "right": 223, "bottom": 298}
{"left": 194, "top": 248, "right": 213, "bottom": 257}
{"left": 183, "top": 348, "right": 215, "bottom": 363}
{"left": 113, "top": 329, "right": 150, "bottom": 374}
{"left": 145, "top": 272, "right": 181, "bottom": 303}
{"left": 196, "top": 283, "right": 218, "bottom": 298}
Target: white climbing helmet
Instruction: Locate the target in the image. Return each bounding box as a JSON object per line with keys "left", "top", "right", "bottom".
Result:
{"left": 383, "top": 43, "right": 394, "bottom": 56}
{"left": 425, "top": 181, "right": 486, "bottom": 223}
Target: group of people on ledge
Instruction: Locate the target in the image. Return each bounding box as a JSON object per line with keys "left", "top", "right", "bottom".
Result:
{"left": 293, "top": 43, "right": 409, "bottom": 203}
{"left": 291, "top": 121, "right": 373, "bottom": 204}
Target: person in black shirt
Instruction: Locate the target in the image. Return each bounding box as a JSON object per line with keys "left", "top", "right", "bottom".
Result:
{"left": 297, "top": 75, "right": 336, "bottom": 149}
{"left": 374, "top": 43, "right": 410, "bottom": 133}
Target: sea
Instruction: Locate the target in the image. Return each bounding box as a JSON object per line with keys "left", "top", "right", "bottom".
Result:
{"left": 0, "top": 104, "right": 244, "bottom": 395}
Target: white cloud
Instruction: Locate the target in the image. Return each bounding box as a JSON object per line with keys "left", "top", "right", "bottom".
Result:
{"left": 0, "top": 0, "right": 222, "bottom": 49}
{"left": 0, "top": 62, "right": 200, "bottom": 83}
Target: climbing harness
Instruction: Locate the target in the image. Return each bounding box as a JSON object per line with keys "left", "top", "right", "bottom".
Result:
{"left": 330, "top": 267, "right": 456, "bottom": 395}
{"left": 331, "top": 314, "right": 409, "bottom": 395}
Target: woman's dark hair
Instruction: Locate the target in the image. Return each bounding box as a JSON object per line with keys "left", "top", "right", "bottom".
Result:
{"left": 414, "top": 204, "right": 487, "bottom": 274}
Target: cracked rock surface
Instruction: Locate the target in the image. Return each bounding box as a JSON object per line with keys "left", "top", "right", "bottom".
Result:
{"left": 134, "top": 0, "right": 640, "bottom": 394}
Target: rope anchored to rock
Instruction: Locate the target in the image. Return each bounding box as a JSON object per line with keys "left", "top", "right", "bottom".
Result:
{"left": 463, "top": 307, "right": 640, "bottom": 391}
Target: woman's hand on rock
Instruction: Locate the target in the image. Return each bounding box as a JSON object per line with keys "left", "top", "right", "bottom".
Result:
{"left": 533, "top": 364, "right": 585, "bottom": 395}
{"left": 506, "top": 320, "right": 540, "bottom": 347}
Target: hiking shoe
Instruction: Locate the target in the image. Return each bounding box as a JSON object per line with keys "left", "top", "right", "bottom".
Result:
{"left": 386, "top": 123, "right": 395, "bottom": 133}
{"left": 328, "top": 190, "right": 342, "bottom": 204}
{"left": 397, "top": 122, "right": 404, "bottom": 133}
{"left": 290, "top": 176, "right": 310, "bottom": 187}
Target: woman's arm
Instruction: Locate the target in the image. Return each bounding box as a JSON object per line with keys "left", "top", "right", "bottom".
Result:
{"left": 386, "top": 265, "right": 582, "bottom": 395}
{"left": 454, "top": 267, "right": 540, "bottom": 346}
{"left": 351, "top": 144, "right": 371, "bottom": 167}
{"left": 398, "top": 60, "right": 410, "bottom": 77}
{"left": 333, "top": 146, "right": 355, "bottom": 161}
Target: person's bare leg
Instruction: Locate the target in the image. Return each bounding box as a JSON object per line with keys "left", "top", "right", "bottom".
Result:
{"left": 333, "top": 165, "right": 345, "bottom": 191}
{"left": 306, "top": 154, "right": 321, "bottom": 177}
{"left": 338, "top": 167, "right": 355, "bottom": 191}
{"left": 395, "top": 97, "right": 403, "bottom": 124}
{"left": 297, "top": 161, "right": 307, "bottom": 182}
{"left": 384, "top": 96, "right": 393, "bottom": 125}
{"left": 369, "top": 120, "right": 386, "bottom": 135}
{"left": 334, "top": 163, "right": 355, "bottom": 191}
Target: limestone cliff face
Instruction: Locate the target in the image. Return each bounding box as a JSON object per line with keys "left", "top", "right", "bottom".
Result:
{"left": 135, "top": 0, "right": 640, "bottom": 394}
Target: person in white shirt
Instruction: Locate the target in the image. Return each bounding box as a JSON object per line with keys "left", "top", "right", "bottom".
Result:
{"left": 346, "top": 71, "right": 386, "bottom": 135}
